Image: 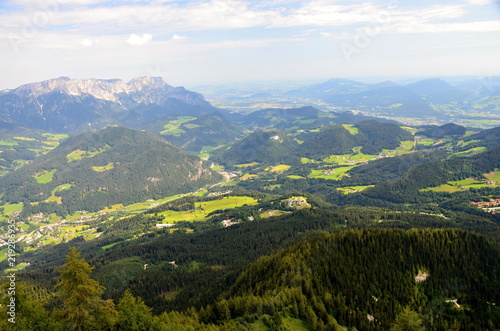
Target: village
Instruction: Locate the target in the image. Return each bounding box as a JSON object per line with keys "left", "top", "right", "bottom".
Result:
{"left": 470, "top": 198, "right": 500, "bottom": 213}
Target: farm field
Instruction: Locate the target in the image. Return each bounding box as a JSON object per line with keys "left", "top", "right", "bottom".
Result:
{"left": 323, "top": 153, "right": 377, "bottom": 165}
{"left": 157, "top": 196, "right": 258, "bottom": 223}
{"left": 266, "top": 164, "right": 291, "bottom": 172}
{"left": 33, "top": 169, "right": 56, "bottom": 183}
{"left": 337, "top": 185, "right": 375, "bottom": 194}
{"left": 421, "top": 178, "right": 492, "bottom": 193}
{"left": 160, "top": 116, "right": 195, "bottom": 136}
{"left": 66, "top": 147, "right": 107, "bottom": 162}
{"left": 485, "top": 169, "right": 500, "bottom": 184}
{"left": 92, "top": 163, "right": 115, "bottom": 172}
{"left": 454, "top": 147, "right": 488, "bottom": 156}
{"left": 309, "top": 166, "right": 355, "bottom": 180}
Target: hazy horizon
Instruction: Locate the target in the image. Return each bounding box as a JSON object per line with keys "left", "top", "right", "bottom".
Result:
{"left": 1, "top": 0, "right": 499, "bottom": 90}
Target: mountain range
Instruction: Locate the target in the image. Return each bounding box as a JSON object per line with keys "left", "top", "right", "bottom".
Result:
{"left": 0, "top": 77, "right": 215, "bottom": 132}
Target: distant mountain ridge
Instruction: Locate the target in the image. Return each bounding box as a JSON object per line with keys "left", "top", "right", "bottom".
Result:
{"left": 0, "top": 77, "right": 216, "bottom": 132}
{"left": 279, "top": 76, "right": 499, "bottom": 120}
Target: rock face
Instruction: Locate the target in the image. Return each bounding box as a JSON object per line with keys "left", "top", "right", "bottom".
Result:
{"left": 0, "top": 77, "right": 215, "bottom": 132}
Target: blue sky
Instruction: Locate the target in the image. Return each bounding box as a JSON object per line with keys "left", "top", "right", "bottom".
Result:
{"left": 0, "top": 0, "right": 499, "bottom": 89}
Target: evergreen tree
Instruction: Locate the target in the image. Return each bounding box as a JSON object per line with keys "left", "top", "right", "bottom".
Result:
{"left": 54, "top": 247, "right": 117, "bottom": 331}
{"left": 0, "top": 281, "right": 55, "bottom": 330}
{"left": 390, "top": 306, "right": 425, "bottom": 331}
{"left": 116, "top": 289, "right": 155, "bottom": 331}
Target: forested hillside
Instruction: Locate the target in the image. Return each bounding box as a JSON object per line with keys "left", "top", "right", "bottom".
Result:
{"left": 5, "top": 226, "right": 499, "bottom": 330}
{"left": 0, "top": 126, "right": 219, "bottom": 214}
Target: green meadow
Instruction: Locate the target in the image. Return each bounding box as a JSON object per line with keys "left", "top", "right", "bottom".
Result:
{"left": 92, "top": 163, "right": 115, "bottom": 172}
{"left": 485, "top": 169, "right": 500, "bottom": 184}
{"left": 66, "top": 147, "right": 107, "bottom": 162}
{"left": 337, "top": 185, "right": 375, "bottom": 194}
{"left": 33, "top": 169, "right": 57, "bottom": 183}
{"left": 266, "top": 164, "right": 291, "bottom": 172}
{"left": 309, "top": 166, "right": 355, "bottom": 180}
{"left": 157, "top": 196, "right": 258, "bottom": 223}
{"left": 160, "top": 116, "right": 195, "bottom": 136}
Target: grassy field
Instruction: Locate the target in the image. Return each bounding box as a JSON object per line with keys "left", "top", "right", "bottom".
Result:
{"left": 342, "top": 124, "right": 359, "bottom": 135}
{"left": 287, "top": 175, "right": 303, "bottom": 179}
{"left": 416, "top": 137, "right": 437, "bottom": 146}
{"left": 421, "top": 178, "right": 491, "bottom": 192}
{"left": 337, "top": 185, "right": 375, "bottom": 194}
{"left": 67, "top": 147, "right": 107, "bottom": 162}
{"left": 323, "top": 153, "right": 377, "bottom": 165}
{"left": 198, "top": 153, "right": 210, "bottom": 159}
{"left": 454, "top": 147, "right": 488, "bottom": 156}
{"left": 260, "top": 210, "right": 289, "bottom": 218}
{"left": 235, "top": 162, "right": 260, "bottom": 168}
{"left": 0, "top": 248, "right": 8, "bottom": 262}
{"left": 121, "top": 194, "right": 186, "bottom": 212}
{"left": 157, "top": 196, "right": 258, "bottom": 223}
{"left": 309, "top": 166, "right": 354, "bottom": 180}
{"left": 92, "top": 163, "right": 115, "bottom": 172}
{"left": 33, "top": 169, "right": 56, "bottom": 183}
{"left": 160, "top": 116, "right": 195, "bottom": 136}
{"left": 241, "top": 173, "right": 258, "bottom": 180}
{"left": 485, "top": 169, "right": 500, "bottom": 185}
{"left": 448, "top": 178, "right": 487, "bottom": 186}
{"left": 0, "top": 140, "right": 18, "bottom": 146}
{"left": 1, "top": 203, "right": 23, "bottom": 216}
{"left": 300, "top": 157, "right": 317, "bottom": 164}
{"left": 14, "top": 136, "right": 37, "bottom": 141}
{"left": 195, "top": 189, "right": 207, "bottom": 197}
{"left": 266, "top": 164, "right": 291, "bottom": 172}
{"left": 210, "top": 164, "right": 223, "bottom": 171}
{"left": 44, "top": 184, "right": 73, "bottom": 204}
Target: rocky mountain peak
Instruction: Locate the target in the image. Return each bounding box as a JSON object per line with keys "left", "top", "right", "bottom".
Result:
{"left": 10, "top": 76, "right": 171, "bottom": 103}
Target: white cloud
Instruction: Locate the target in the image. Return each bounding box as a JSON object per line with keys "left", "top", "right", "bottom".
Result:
{"left": 467, "top": 0, "right": 494, "bottom": 5}
{"left": 172, "top": 34, "right": 187, "bottom": 40}
{"left": 80, "top": 38, "right": 93, "bottom": 46}
{"left": 0, "top": 0, "right": 493, "bottom": 36}
{"left": 385, "top": 20, "right": 500, "bottom": 34}
{"left": 126, "top": 33, "right": 152, "bottom": 46}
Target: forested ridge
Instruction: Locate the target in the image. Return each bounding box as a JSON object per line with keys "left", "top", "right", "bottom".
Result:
{"left": 2, "top": 227, "right": 499, "bottom": 330}
{"left": 0, "top": 126, "right": 219, "bottom": 214}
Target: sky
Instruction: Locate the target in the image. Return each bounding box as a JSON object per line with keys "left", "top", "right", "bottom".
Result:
{"left": 0, "top": 0, "right": 499, "bottom": 90}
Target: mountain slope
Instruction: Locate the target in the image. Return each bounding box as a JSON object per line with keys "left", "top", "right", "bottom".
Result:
{"left": 153, "top": 112, "right": 242, "bottom": 152}
{"left": 212, "top": 129, "right": 299, "bottom": 166}
{"left": 238, "top": 106, "right": 398, "bottom": 131}
{"left": 0, "top": 77, "right": 216, "bottom": 132}
{"left": 407, "top": 78, "right": 467, "bottom": 104}
{"left": 0, "top": 126, "right": 220, "bottom": 214}
{"left": 228, "top": 228, "right": 500, "bottom": 330}
{"left": 327, "top": 85, "right": 438, "bottom": 117}
{"left": 297, "top": 120, "right": 413, "bottom": 158}
{"left": 361, "top": 144, "right": 500, "bottom": 203}
{"left": 417, "top": 123, "right": 467, "bottom": 138}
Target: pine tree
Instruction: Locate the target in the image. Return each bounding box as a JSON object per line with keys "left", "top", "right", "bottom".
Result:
{"left": 390, "top": 306, "right": 425, "bottom": 331}
{"left": 54, "top": 247, "right": 117, "bottom": 331}
{"left": 116, "top": 289, "right": 155, "bottom": 330}
{"left": 0, "top": 281, "right": 55, "bottom": 330}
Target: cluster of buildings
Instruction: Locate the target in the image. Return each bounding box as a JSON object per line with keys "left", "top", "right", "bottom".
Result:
{"left": 471, "top": 199, "right": 500, "bottom": 213}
